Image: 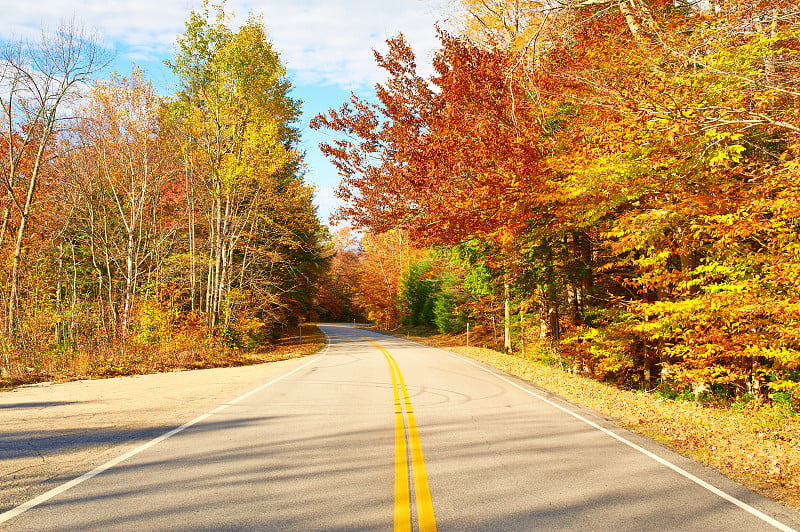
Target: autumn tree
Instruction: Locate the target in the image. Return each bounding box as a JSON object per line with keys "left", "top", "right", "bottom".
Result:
{"left": 316, "top": 0, "right": 800, "bottom": 398}
{"left": 315, "top": 228, "right": 363, "bottom": 322}
{"left": 354, "top": 229, "right": 417, "bottom": 327}
{"left": 313, "top": 30, "right": 565, "bottom": 351}
{"left": 0, "top": 19, "right": 108, "bottom": 337}
{"left": 173, "top": 6, "right": 279, "bottom": 323}
{"left": 66, "top": 70, "right": 182, "bottom": 336}
{"left": 458, "top": 0, "right": 800, "bottom": 393}
{"left": 0, "top": 7, "right": 327, "bottom": 383}
{"left": 170, "top": 2, "right": 325, "bottom": 335}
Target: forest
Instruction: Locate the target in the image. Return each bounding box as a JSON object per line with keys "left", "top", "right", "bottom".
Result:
{"left": 2, "top": 0, "right": 799, "bottom": 408}
{"left": 0, "top": 6, "right": 328, "bottom": 384}
{"left": 312, "top": 0, "right": 800, "bottom": 404}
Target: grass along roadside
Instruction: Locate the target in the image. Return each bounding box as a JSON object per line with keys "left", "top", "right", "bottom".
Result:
{"left": 1, "top": 324, "right": 325, "bottom": 391}
{"left": 374, "top": 327, "right": 800, "bottom": 509}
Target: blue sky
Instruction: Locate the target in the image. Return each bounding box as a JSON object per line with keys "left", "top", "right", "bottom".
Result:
{"left": 1, "top": 0, "right": 455, "bottom": 226}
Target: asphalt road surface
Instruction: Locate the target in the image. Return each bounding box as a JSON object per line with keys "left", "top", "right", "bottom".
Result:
{"left": 2, "top": 324, "right": 799, "bottom": 531}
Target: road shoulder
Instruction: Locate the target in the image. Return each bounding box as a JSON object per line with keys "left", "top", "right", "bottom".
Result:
{"left": 0, "top": 356, "right": 316, "bottom": 513}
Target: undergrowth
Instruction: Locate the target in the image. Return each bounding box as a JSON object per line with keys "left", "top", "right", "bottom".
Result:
{"left": 0, "top": 324, "right": 325, "bottom": 390}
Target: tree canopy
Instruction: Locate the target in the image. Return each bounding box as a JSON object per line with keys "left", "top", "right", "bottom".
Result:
{"left": 313, "top": 0, "right": 800, "bottom": 400}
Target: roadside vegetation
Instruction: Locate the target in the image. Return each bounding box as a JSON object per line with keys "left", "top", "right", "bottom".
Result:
{"left": 315, "top": 0, "right": 800, "bottom": 505}
{"left": 0, "top": 324, "right": 324, "bottom": 390}
{"left": 2, "top": 0, "right": 799, "bottom": 505}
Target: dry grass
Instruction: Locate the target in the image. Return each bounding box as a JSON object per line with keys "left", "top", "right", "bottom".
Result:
{"left": 379, "top": 327, "right": 800, "bottom": 509}
{"left": 0, "top": 324, "right": 326, "bottom": 390}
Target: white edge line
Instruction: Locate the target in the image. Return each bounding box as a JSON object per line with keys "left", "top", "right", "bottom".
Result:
{"left": 439, "top": 348, "right": 797, "bottom": 532}
{"left": 0, "top": 341, "right": 329, "bottom": 525}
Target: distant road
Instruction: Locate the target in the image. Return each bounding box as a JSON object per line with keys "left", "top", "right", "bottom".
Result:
{"left": 2, "top": 325, "right": 799, "bottom": 530}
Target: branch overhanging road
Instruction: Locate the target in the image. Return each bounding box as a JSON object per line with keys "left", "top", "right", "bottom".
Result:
{"left": 2, "top": 324, "right": 799, "bottom": 531}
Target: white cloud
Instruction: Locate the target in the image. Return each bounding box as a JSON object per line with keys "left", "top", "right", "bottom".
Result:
{"left": 0, "top": 1, "right": 188, "bottom": 60}
{"left": 312, "top": 184, "right": 343, "bottom": 224}
{"left": 0, "top": 0, "right": 454, "bottom": 91}
{"left": 260, "top": 0, "right": 451, "bottom": 88}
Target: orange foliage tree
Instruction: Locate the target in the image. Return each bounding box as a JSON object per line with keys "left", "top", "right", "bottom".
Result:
{"left": 314, "top": 0, "right": 800, "bottom": 399}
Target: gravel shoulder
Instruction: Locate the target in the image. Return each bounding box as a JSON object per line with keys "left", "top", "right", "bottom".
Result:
{"left": 0, "top": 356, "right": 316, "bottom": 513}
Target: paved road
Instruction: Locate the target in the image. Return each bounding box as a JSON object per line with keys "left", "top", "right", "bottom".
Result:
{"left": 2, "top": 324, "right": 799, "bottom": 530}
{"left": 0, "top": 356, "right": 321, "bottom": 514}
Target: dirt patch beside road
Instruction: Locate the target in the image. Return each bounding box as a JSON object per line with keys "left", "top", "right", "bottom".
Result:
{"left": 0, "top": 355, "right": 318, "bottom": 513}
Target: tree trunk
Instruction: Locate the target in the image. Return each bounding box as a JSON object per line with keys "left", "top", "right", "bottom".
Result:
{"left": 642, "top": 288, "right": 659, "bottom": 389}
{"left": 545, "top": 242, "right": 560, "bottom": 341}
{"left": 755, "top": 8, "right": 779, "bottom": 77}
{"left": 7, "top": 133, "right": 50, "bottom": 337}
{"left": 619, "top": 0, "right": 645, "bottom": 44}
{"left": 8, "top": 214, "right": 28, "bottom": 337}
{"left": 571, "top": 230, "right": 593, "bottom": 325}
{"left": 86, "top": 207, "right": 105, "bottom": 332}
{"left": 208, "top": 195, "right": 222, "bottom": 328}
{"left": 56, "top": 241, "right": 64, "bottom": 345}
{"left": 103, "top": 212, "right": 116, "bottom": 334}
{"left": 548, "top": 296, "right": 560, "bottom": 341}
{"left": 70, "top": 243, "right": 78, "bottom": 343}
{"left": 579, "top": 231, "right": 593, "bottom": 293}
{"left": 643, "top": 351, "right": 653, "bottom": 390}
{"left": 566, "top": 281, "right": 579, "bottom": 326}
{"left": 491, "top": 314, "right": 497, "bottom": 348}
{"left": 0, "top": 202, "right": 9, "bottom": 250}
{"left": 538, "top": 287, "right": 548, "bottom": 339}
{"left": 205, "top": 200, "right": 215, "bottom": 315}
{"left": 121, "top": 228, "right": 135, "bottom": 339}
{"left": 217, "top": 194, "right": 232, "bottom": 329}
{"left": 680, "top": 248, "right": 697, "bottom": 295}
{"left": 185, "top": 153, "right": 197, "bottom": 311}
{"left": 504, "top": 282, "right": 512, "bottom": 353}
{"left": 748, "top": 358, "right": 761, "bottom": 398}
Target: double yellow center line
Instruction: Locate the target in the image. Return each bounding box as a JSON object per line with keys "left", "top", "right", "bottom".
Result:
{"left": 354, "top": 331, "right": 436, "bottom": 532}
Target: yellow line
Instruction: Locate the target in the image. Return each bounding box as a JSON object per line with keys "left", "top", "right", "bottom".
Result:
{"left": 387, "top": 355, "right": 411, "bottom": 532}
{"left": 389, "top": 353, "right": 436, "bottom": 532}
{"left": 352, "top": 331, "right": 437, "bottom": 532}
